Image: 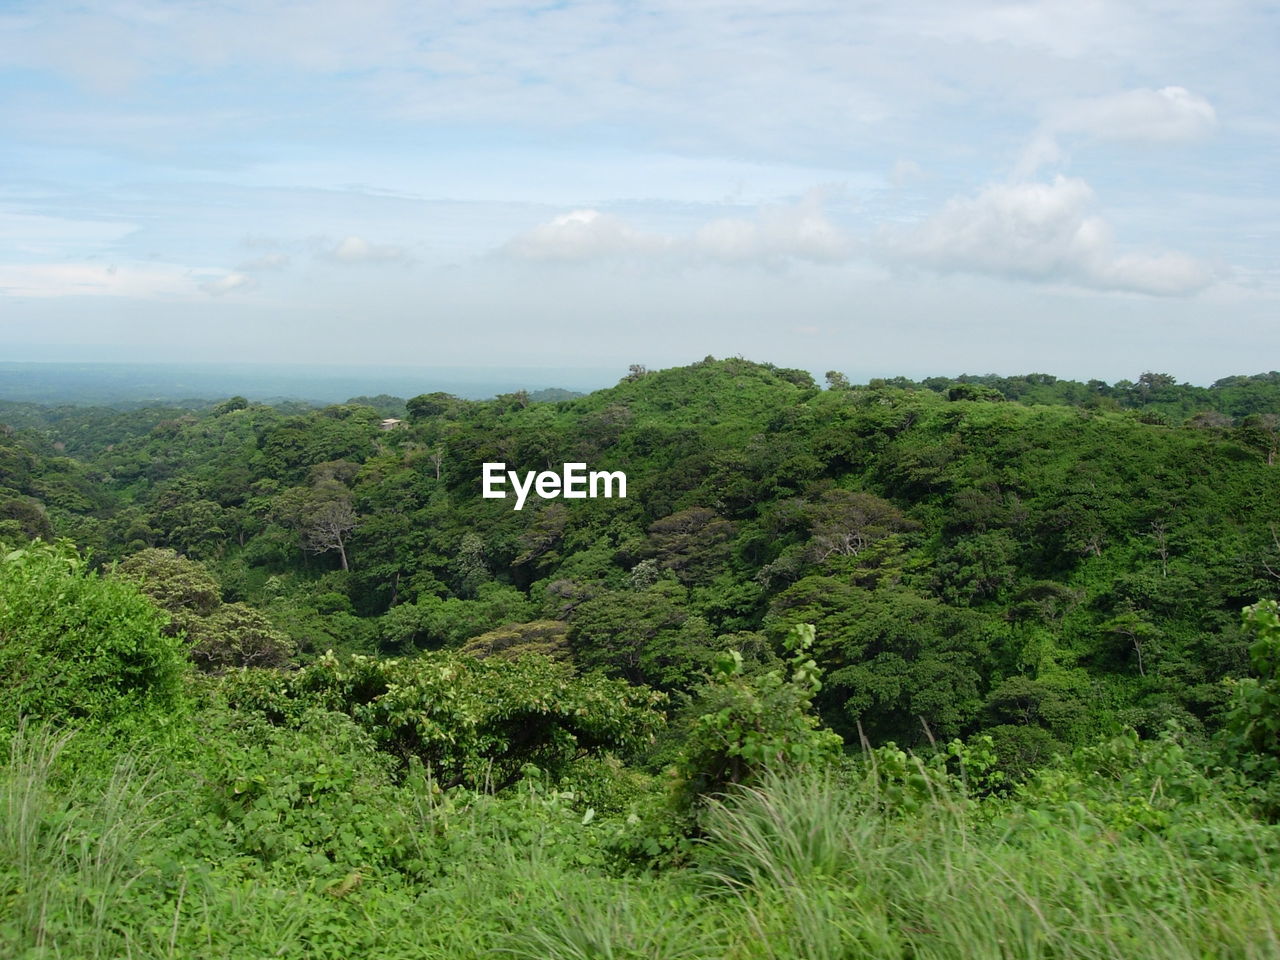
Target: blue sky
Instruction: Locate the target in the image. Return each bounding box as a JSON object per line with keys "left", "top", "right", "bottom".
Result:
{"left": 1, "top": 1, "right": 1277, "bottom": 383}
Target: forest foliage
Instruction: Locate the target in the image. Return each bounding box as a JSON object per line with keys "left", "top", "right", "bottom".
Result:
{"left": 3, "top": 357, "right": 1280, "bottom": 956}
{"left": 6, "top": 357, "right": 1278, "bottom": 748}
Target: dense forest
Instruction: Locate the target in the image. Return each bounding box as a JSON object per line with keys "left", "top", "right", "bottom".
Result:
{"left": 4, "top": 357, "right": 1280, "bottom": 958}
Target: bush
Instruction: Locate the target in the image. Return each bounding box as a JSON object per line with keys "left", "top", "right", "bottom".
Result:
{"left": 0, "top": 541, "right": 187, "bottom": 730}
{"left": 674, "top": 623, "right": 842, "bottom": 812}
{"left": 1223, "top": 599, "right": 1280, "bottom": 817}
{"left": 219, "top": 650, "right": 666, "bottom": 791}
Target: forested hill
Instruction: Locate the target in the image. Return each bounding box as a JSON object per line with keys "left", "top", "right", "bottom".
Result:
{"left": 3, "top": 356, "right": 1280, "bottom": 761}
{"left": 864, "top": 369, "right": 1280, "bottom": 423}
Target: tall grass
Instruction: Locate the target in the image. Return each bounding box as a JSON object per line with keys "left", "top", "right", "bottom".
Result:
{"left": 1, "top": 720, "right": 75, "bottom": 954}
{"left": 4, "top": 727, "right": 1278, "bottom": 959}
{"left": 0, "top": 721, "right": 172, "bottom": 957}
{"left": 693, "top": 770, "right": 1280, "bottom": 960}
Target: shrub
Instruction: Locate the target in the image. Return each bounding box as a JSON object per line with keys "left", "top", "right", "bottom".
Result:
{"left": 0, "top": 541, "right": 187, "bottom": 730}
{"left": 674, "top": 623, "right": 842, "bottom": 812}
{"left": 1223, "top": 599, "right": 1280, "bottom": 817}
{"left": 219, "top": 650, "right": 666, "bottom": 791}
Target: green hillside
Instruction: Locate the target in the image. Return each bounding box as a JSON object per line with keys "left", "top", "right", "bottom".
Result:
{"left": 3, "top": 357, "right": 1280, "bottom": 957}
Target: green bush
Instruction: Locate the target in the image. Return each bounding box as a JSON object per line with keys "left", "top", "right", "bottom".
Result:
{"left": 0, "top": 541, "right": 187, "bottom": 730}
{"left": 672, "top": 623, "right": 842, "bottom": 814}
{"left": 1223, "top": 599, "right": 1280, "bottom": 817}
{"left": 219, "top": 650, "right": 665, "bottom": 791}
{"left": 178, "top": 705, "right": 430, "bottom": 882}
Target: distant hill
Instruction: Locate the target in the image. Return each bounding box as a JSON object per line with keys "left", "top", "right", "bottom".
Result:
{"left": 0, "top": 361, "right": 607, "bottom": 407}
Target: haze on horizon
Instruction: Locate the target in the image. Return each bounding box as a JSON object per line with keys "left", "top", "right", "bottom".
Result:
{"left": 1, "top": 2, "right": 1277, "bottom": 385}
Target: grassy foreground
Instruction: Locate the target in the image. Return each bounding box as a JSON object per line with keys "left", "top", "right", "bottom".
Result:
{"left": 4, "top": 720, "right": 1278, "bottom": 960}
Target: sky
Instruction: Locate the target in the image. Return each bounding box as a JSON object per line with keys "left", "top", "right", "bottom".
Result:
{"left": 1, "top": 0, "right": 1277, "bottom": 384}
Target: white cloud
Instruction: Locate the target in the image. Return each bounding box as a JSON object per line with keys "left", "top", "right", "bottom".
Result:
{"left": 1012, "top": 134, "right": 1066, "bottom": 179}
{"left": 502, "top": 209, "right": 671, "bottom": 262}
{"left": 1017, "top": 86, "right": 1218, "bottom": 175}
{"left": 0, "top": 1, "right": 1269, "bottom": 371}
{"left": 1050, "top": 86, "right": 1217, "bottom": 144}
{"left": 503, "top": 191, "right": 853, "bottom": 268}
{"left": 0, "top": 1, "right": 1262, "bottom": 182}
{"left": 694, "top": 190, "right": 853, "bottom": 265}
{"left": 199, "top": 272, "right": 255, "bottom": 296}
{"left": 324, "top": 235, "right": 407, "bottom": 264}
{"left": 889, "top": 175, "right": 1213, "bottom": 296}
{"left": 1091, "top": 250, "right": 1213, "bottom": 296}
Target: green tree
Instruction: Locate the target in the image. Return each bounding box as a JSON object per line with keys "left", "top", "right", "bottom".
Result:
{"left": 0, "top": 497, "right": 53, "bottom": 542}
{"left": 570, "top": 584, "right": 699, "bottom": 688}
{"left": 190, "top": 602, "right": 296, "bottom": 672}
{"left": 643, "top": 507, "right": 735, "bottom": 585}
{"left": 803, "top": 488, "right": 913, "bottom": 563}
{"left": 405, "top": 391, "right": 460, "bottom": 421}
{"left": 213, "top": 395, "right": 250, "bottom": 416}
{"left": 461, "top": 619, "right": 572, "bottom": 662}
{"left": 115, "top": 547, "right": 222, "bottom": 623}
{"left": 114, "top": 547, "right": 295, "bottom": 672}
{"left": 275, "top": 480, "right": 359, "bottom": 570}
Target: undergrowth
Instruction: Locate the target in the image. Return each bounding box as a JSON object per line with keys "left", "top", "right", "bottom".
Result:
{"left": 4, "top": 721, "right": 1278, "bottom": 959}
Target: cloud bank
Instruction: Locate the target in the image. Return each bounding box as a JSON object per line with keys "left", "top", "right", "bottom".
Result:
{"left": 888, "top": 176, "right": 1213, "bottom": 297}
{"left": 199, "top": 272, "right": 255, "bottom": 296}
{"left": 1017, "top": 85, "right": 1218, "bottom": 176}
{"left": 1051, "top": 86, "right": 1217, "bottom": 144}
{"left": 324, "top": 236, "right": 407, "bottom": 264}
{"left": 502, "top": 210, "right": 671, "bottom": 262}
{"left": 502, "top": 191, "right": 854, "bottom": 268}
